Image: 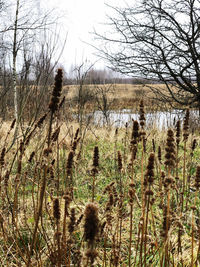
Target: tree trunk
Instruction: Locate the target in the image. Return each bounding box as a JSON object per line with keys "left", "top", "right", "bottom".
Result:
{"left": 13, "top": 0, "right": 19, "bottom": 123}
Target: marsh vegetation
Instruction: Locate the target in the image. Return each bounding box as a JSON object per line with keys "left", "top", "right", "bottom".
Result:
{"left": 0, "top": 69, "right": 200, "bottom": 266}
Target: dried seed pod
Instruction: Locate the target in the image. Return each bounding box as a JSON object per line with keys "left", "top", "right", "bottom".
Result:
{"left": 84, "top": 203, "right": 99, "bottom": 245}
{"left": 66, "top": 151, "right": 74, "bottom": 176}
{"left": 152, "top": 139, "right": 155, "bottom": 153}
{"left": 68, "top": 208, "right": 76, "bottom": 234}
{"left": 51, "top": 126, "right": 60, "bottom": 142}
{"left": 158, "top": 146, "right": 162, "bottom": 162}
{"left": 0, "top": 148, "right": 6, "bottom": 167}
{"left": 49, "top": 68, "right": 63, "bottom": 113}
{"left": 93, "top": 146, "right": 99, "bottom": 168}
{"left": 106, "top": 193, "right": 114, "bottom": 212}
{"left": 165, "top": 129, "right": 176, "bottom": 169}
{"left": 117, "top": 151, "right": 122, "bottom": 172}
{"left": 191, "top": 139, "right": 197, "bottom": 152}
{"left": 145, "top": 153, "right": 155, "bottom": 184}
{"left": 129, "top": 188, "right": 135, "bottom": 204}
{"left": 53, "top": 198, "right": 61, "bottom": 221}
{"left": 131, "top": 120, "right": 139, "bottom": 145}
{"left": 139, "top": 100, "right": 146, "bottom": 127}
{"left": 176, "top": 120, "right": 181, "bottom": 146}
{"left": 92, "top": 146, "right": 99, "bottom": 175}
{"left": 183, "top": 109, "right": 189, "bottom": 141}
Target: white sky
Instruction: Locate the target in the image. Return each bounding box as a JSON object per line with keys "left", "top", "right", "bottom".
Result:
{"left": 41, "top": 0, "right": 130, "bottom": 71}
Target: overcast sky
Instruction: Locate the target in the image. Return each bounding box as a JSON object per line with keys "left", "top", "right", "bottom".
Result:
{"left": 41, "top": 0, "right": 130, "bottom": 71}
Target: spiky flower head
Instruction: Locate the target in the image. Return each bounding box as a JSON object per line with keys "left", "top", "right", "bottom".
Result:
{"left": 176, "top": 120, "right": 181, "bottom": 146}
{"left": 139, "top": 100, "right": 145, "bottom": 127}
{"left": 183, "top": 109, "right": 189, "bottom": 141}
{"left": 145, "top": 152, "right": 155, "bottom": 185}
{"left": 92, "top": 146, "right": 99, "bottom": 175}
{"left": 68, "top": 208, "right": 76, "bottom": 234}
{"left": 84, "top": 203, "right": 99, "bottom": 246}
{"left": 49, "top": 68, "right": 63, "bottom": 113}
{"left": 165, "top": 129, "right": 176, "bottom": 169}
{"left": 66, "top": 151, "right": 74, "bottom": 176}
{"left": 117, "top": 151, "right": 122, "bottom": 172}
{"left": 131, "top": 120, "right": 139, "bottom": 145}
{"left": 158, "top": 146, "right": 162, "bottom": 162}
{"left": 93, "top": 146, "right": 99, "bottom": 168}
{"left": 53, "top": 198, "right": 61, "bottom": 221}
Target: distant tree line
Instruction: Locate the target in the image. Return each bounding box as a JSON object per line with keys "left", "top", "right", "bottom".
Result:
{"left": 64, "top": 67, "right": 157, "bottom": 85}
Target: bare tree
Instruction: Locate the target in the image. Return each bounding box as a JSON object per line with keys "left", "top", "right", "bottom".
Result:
{"left": 73, "top": 62, "right": 95, "bottom": 133}
{"left": 0, "top": 0, "right": 64, "bottom": 143}
{"left": 95, "top": 0, "right": 200, "bottom": 111}
{"left": 94, "top": 84, "right": 115, "bottom": 125}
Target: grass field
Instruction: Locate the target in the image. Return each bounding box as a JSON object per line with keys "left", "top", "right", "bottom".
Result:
{"left": 63, "top": 83, "right": 172, "bottom": 111}
{"left": 0, "top": 72, "right": 200, "bottom": 266}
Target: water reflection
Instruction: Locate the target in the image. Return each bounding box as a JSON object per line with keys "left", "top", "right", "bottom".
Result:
{"left": 93, "top": 109, "right": 199, "bottom": 129}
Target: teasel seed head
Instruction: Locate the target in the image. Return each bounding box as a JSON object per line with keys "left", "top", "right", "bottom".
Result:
{"left": 117, "top": 151, "right": 122, "bottom": 172}
{"left": 139, "top": 100, "right": 145, "bottom": 127}
{"left": 158, "top": 146, "right": 162, "bottom": 162}
{"left": 17, "top": 160, "right": 22, "bottom": 174}
{"left": 66, "top": 151, "right": 74, "bottom": 176}
{"left": 49, "top": 68, "right": 63, "bottom": 113}
{"left": 19, "top": 140, "right": 24, "bottom": 154}
{"left": 84, "top": 203, "right": 99, "bottom": 246}
{"left": 4, "top": 171, "right": 9, "bottom": 187}
{"left": 72, "top": 137, "right": 80, "bottom": 152}
{"left": 165, "top": 129, "right": 176, "bottom": 169}
{"left": 106, "top": 192, "right": 114, "bottom": 212}
{"left": 53, "top": 198, "right": 61, "bottom": 221}
{"left": 130, "top": 145, "right": 137, "bottom": 163}
{"left": 51, "top": 126, "right": 60, "bottom": 143}
{"left": 0, "top": 147, "right": 6, "bottom": 167}
{"left": 161, "top": 205, "right": 170, "bottom": 238}
{"left": 176, "top": 120, "right": 181, "bottom": 146}
{"left": 152, "top": 139, "right": 155, "bottom": 153}
{"left": 93, "top": 146, "right": 99, "bottom": 168}
{"left": 131, "top": 120, "right": 139, "bottom": 145}
{"left": 68, "top": 208, "right": 76, "bottom": 234}
{"left": 183, "top": 109, "right": 189, "bottom": 141}
{"left": 145, "top": 153, "right": 155, "bottom": 185}
{"left": 129, "top": 188, "right": 135, "bottom": 204}
{"left": 191, "top": 139, "right": 197, "bottom": 152}
{"left": 92, "top": 146, "right": 99, "bottom": 175}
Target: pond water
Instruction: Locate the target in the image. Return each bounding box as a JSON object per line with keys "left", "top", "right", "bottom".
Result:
{"left": 92, "top": 109, "right": 199, "bottom": 129}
